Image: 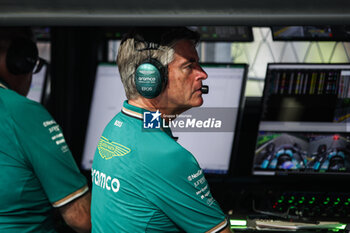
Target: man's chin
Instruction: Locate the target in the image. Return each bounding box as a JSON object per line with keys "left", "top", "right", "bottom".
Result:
{"left": 192, "top": 98, "right": 204, "bottom": 107}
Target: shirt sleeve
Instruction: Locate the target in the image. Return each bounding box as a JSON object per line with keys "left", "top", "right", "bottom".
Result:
{"left": 138, "top": 142, "right": 228, "bottom": 233}
{"left": 10, "top": 99, "right": 88, "bottom": 207}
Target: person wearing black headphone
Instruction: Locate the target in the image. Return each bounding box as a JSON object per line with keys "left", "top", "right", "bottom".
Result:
{"left": 0, "top": 28, "right": 91, "bottom": 233}
{"left": 91, "top": 27, "right": 231, "bottom": 233}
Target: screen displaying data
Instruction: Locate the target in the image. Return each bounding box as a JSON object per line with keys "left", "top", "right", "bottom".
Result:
{"left": 253, "top": 63, "right": 350, "bottom": 176}
{"left": 190, "top": 26, "right": 253, "bottom": 42}
{"left": 82, "top": 63, "right": 247, "bottom": 175}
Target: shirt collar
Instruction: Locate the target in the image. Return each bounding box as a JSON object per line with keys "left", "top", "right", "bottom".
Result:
{"left": 121, "top": 100, "right": 145, "bottom": 120}
{"left": 121, "top": 100, "right": 177, "bottom": 140}
{"left": 0, "top": 79, "right": 9, "bottom": 89}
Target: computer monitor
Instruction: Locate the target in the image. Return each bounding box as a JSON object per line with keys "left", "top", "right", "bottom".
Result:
{"left": 27, "top": 64, "right": 48, "bottom": 103}
{"left": 190, "top": 26, "right": 253, "bottom": 42}
{"left": 81, "top": 63, "right": 248, "bottom": 175}
{"left": 271, "top": 26, "right": 350, "bottom": 41}
{"left": 252, "top": 63, "right": 350, "bottom": 176}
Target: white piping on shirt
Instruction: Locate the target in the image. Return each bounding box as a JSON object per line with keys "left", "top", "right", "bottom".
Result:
{"left": 0, "top": 83, "right": 8, "bottom": 89}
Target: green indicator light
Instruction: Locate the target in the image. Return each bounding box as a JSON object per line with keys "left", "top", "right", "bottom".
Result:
{"left": 213, "top": 34, "right": 218, "bottom": 38}
{"left": 299, "top": 201, "right": 303, "bottom": 204}
{"left": 337, "top": 198, "right": 340, "bottom": 201}
{"left": 348, "top": 198, "right": 350, "bottom": 202}
{"left": 324, "top": 202, "right": 328, "bottom": 204}
{"left": 336, "top": 224, "right": 347, "bottom": 230}
{"left": 231, "top": 226, "right": 247, "bottom": 229}
{"left": 301, "top": 196, "right": 305, "bottom": 200}
{"left": 312, "top": 197, "right": 315, "bottom": 200}
{"left": 291, "top": 196, "right": 295, "bottom": 200}
{"left": 345, "top": 202, "right": 349, "bottom": 205}
{"left": 309, "top": 201, "right": 314, "bottom": 204}
{"left": 278, "top": 200, "right": 283, "bottom": 203}
{"left": 230, "top": 220, "right": 247, "bottom": 226}
{"left": 289, "top": 200, "right": 293, "bottom": 203}
{"left": 326, "top": 197, "right": 330, "bottom": 201}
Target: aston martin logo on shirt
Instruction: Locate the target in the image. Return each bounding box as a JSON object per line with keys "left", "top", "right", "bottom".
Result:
{"left": 97, "top": 136, "right": 131, "bottom": 160}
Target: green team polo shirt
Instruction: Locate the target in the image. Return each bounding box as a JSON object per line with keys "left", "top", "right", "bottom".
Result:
{"left": 0, "top": 82, "right": 88, "bottom": 233}
{"left": 91, "top": 101, "right": 228, "bottom": 233}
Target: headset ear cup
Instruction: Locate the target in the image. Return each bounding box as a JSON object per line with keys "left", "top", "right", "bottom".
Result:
{"left": 135, "top": 58, "right": 167, "bottom": 99}
{"left": 6, "top": 38, "right": 38, "bottom": 75}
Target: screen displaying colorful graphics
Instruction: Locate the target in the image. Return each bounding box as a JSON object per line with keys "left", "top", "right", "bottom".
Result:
{"left": 81, "top": 63, "right": 247, "bottom": 175}
{"left": 254, "top": 132, "right": 350, "bottom": 174}
{"left": 253, "top": 63, "right": 350, "bottom": 176}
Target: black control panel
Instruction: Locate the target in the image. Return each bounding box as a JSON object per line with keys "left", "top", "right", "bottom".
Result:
{"left": 254, "top": 190, "right": 350, "bottom": 222}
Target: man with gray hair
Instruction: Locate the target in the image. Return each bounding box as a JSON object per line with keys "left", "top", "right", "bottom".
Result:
{"left": 91, "top": 27, "right": 231, "bottom": 233}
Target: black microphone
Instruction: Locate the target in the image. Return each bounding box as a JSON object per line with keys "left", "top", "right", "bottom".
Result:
{"left": 201, "top": 85, "right": 209, "bottom": 94}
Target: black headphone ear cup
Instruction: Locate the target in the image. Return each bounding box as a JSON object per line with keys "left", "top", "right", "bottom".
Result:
{"left": 6, "top": 38, "right": 38, "bottom": 75}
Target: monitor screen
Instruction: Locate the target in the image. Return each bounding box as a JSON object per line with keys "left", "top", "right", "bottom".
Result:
{"left": 271, "top": 26, "right": 350, "bottom": 41}
{"left": 190, "top": 26, "right": 253, "bottom": 42}
{"left": 27, "top": 64, "right": 47, "bottom": 103}
{"left": 81, "top": 63, "right": 247, "bottom": 175}
{"left": 253, "top": 63, "right": 350, "bottom": 176}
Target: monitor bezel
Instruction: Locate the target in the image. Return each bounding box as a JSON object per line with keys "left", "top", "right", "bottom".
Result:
{"left": 40, "top": 63, "right": 50, "bottom": 105}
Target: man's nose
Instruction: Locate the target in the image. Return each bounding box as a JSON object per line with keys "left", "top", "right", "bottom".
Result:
{"left": 197, "top": 65, "right": 208, "bottom": 80}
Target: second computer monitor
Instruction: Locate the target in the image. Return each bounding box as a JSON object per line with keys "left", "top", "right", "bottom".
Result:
{"left": 82, "top": 63, "right": 248, "bottom": 175}
{"left": 253, "top": 63, "right": 350, "bottom": 176}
